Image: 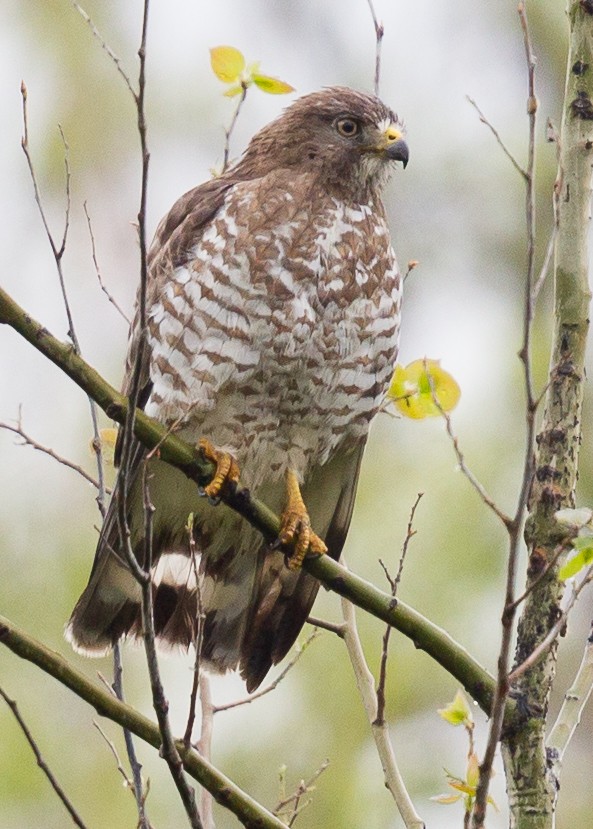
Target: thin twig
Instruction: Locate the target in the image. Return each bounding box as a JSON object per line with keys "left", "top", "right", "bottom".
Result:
{"left": 93, "top": 720, "right": 135, "bottom": 789}
{"left": 19, "top": 84, "right": 107, "bottom": 516}
{"left": 466, "top": 95, "right": 528, "bottom": 180}
{"left": 139, "top": 465, "right": 203, "bottom": 828}
{"left": 72, "top": 3, "right": 136, "bottom": 97}
{"left": 184, "top": 517, "right": 205, "bottom": 748}
{"left": 0, "top": 687, "right": 89, "bottom": 829}
{"left": 0, "top": 415, "right": 105, "bottom": 491}
{"left": 547, "top": 622, "right": 593, "bottom": 762}
{"left": 21, "top": 88, "right": 76, "bottom": 346}
{"left": 376, "top": 493, "right": 423, "bottom": 725}
{"left": 112, "top": 643, "right": 152, "bottom": 829}
{"left": 273, "top": 760, "right": 330, "bottom": 827}
{"left": 196, "top": 675, "right": 215, "bottom": 829}
{"left": 508, "top": 566, "right": 593, "bottom": 683}
{"left": 213, "top": 630, "right": 321, "bottom": 714}
{"left": 222, "top": 84, "right": 248, "bottom": 173}
{"left": 471, "top": 6, "right": 538, "bottom": 825}
{"left": 340, "top": 585, "right": 425, "bottom": 829}
{"left": 506, "top": 544, "right": 565, "bottom": 612}
{"left": 365, "top": 0, "right": 384, "bottom": 96}
{"left": 306, "top": 616, "right": 346, "bottom": 638}
{"left": 83, "top": 202, "right": 130, "bottom": 324}
{"left": 440, "top": 406, "right": 513, "bottom": 529}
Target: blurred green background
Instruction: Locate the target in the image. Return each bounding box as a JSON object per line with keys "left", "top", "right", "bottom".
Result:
{"left": 1, "top": 1, "right": 592, "bottom": 827}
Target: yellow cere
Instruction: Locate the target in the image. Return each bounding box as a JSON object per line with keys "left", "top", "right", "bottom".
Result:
{"left": 384, "top": 126, "right": 403, "bottom": 143}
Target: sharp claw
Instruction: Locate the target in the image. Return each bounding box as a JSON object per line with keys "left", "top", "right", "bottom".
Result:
{"left": 198, "top": 438, "right": 240, "bottom": 503}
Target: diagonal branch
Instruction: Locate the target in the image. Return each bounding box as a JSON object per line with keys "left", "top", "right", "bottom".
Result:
{"left": 0, "top": 615, "right": 288, "bottom": 829}
{"left": 0, "top": 284, "right": 508, "bottom": 721}
{"left": 0, "top": 686, "right": 89, "bottom": 829}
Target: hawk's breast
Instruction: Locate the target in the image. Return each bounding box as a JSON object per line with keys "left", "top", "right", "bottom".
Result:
{"left": 146, "top": 175, "right": 401, "bottom": 488}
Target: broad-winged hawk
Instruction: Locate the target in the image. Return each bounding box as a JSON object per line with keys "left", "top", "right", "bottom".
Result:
{"left": 67, "top": 87, "right": 408, "bottom": 691}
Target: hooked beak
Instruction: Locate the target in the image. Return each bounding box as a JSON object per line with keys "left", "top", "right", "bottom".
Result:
{"left": 375, "top": 125, "right": 409, "bottom": 168}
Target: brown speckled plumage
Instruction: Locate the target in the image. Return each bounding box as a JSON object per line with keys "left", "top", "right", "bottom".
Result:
{"left": 67, "top": 87, "right": 408, "bottom": 690}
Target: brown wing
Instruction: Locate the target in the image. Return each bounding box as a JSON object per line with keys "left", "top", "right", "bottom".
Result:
{"left": 67, "top": 176, "right": 237, "bottom": 654}
{"left": 239, "top": 440, "right": 365, "bottom": 692}
{"left": 114, "top": 176, "right": 237, "bottom": 464}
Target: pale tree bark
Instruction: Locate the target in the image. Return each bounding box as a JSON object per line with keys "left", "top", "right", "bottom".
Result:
{"left": 503, "top": 3, "right": 593, "bottom": 827}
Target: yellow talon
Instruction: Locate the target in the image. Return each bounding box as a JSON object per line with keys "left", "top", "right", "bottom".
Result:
{"left": 198, "top": 438, "right": 240, "bottom": 500}
{"left": 281, "top": 470, "right": 328, "bottom": 570}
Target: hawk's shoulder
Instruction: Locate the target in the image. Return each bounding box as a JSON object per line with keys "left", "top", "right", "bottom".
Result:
{"left": 148, "top": 176, "right": 236, "bottom": 273}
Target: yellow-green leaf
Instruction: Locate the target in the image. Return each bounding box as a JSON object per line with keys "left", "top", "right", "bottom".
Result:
{"left": 387, "top": 359, "right": 461, "bottom": 419}
{"left": 559, "top": 546, "right": 593, "bottom": 580}
{"left": 223, "top": 84, "right": 246, "bottom": 98}
{"left": 252, "top": 74, "right": 295, "bottom": 94}
{"left": 210, "top": 46, "right": 245, "bottom": 83}
{"left": 448, "top": 780, "right": 475, "bottom": 795}
{"left": 466, "top": 752, "right": 480, "bottom": 789}
{"left": 438, "top": 689, "right": 473, "bottom": 727}
{"left": 431, "top": 794, "right": 462, "bottom": 805}
{"left": 90, "top": 427, "right": 118, "bottom": 466}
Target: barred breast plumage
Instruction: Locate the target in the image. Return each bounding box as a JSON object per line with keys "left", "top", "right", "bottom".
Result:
{"left": 67, "top": 86, "right": 408, "bottom": 690}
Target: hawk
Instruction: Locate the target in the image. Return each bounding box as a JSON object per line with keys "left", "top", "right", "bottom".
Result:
{"left": 67, "top": 87, "right": 408, "bottom": 691}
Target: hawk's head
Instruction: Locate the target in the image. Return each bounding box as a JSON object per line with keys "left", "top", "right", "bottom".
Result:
{"left": 235, "top": 86, "right": 408, "bottom": 199}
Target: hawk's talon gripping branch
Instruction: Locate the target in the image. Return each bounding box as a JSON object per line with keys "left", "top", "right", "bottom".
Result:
{"left": 198, "top": 438, "right": 240, "bottom": 503}
{"left": 281, "top": 469, "right": 328, "bottom": 570}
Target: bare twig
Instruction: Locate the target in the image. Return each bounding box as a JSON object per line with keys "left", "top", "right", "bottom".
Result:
{"left": 0, "top": 414, "right": 105, "bottom": 491}
{"left": 93, "top": 720, "right": 135, "bottom": 790}
{"left": 0, "top": 687, "right": 89, "bottom": 829}
{"left": 365, "top": 0, "right": 384, "bottom": 96}
{"left": 547, "top": 622, "right": 593, "bottom": 762}
{"left": 440, "top": 406, "right": 513, "bottom": 529}
{"left": 221, "top": 84, "right": 248, "bottom": 173}
{"left": 376, "top": 493, "right": 423, "bottom": 725}
{"left": 471, "top": 6, "right": 538, "bottom": 825}
{"left": 376, "top": 495, "right": 422, "bottom": 719}
{"left": 72, "top": 3, "right": 136, "bottom": 97}
{"left": 306, "top": 616, "right": 346, "bottom": 638}
{"left": 340, "top": 589, "right": 425, "bottom": 829}
{"left": 112, "top": 642, "right": 152, "bottom": 829}
{"left": 79, "top": 3, "right": 202, "bottom": 824}
{"left": 213, "top": 630, "right": 321, "bottom": 714}
{"left": 184, "top": 517, "right": 205, "bottom": 748}
{"left": 466, "top": 95, "right": 528, "bottom": 180}
{"left": 20, "top": 82, "right": 107, "bottom": 517}
{"left": 138, "top": 465, "right": 203, "bottom": 829}
{"left": 273, "top": 760, "right": 330, "bottom": 827}
{"left": 196, "top": 675, "right": 215, "bottom": 829}
{"left": 508, "top": 566, "right": 593, "bottom": 683}
{"left": 83, "top": 202, "right": 130, "bottom": 324}
{"left": 506, "top": 544, "right": 565, "bottom": 612}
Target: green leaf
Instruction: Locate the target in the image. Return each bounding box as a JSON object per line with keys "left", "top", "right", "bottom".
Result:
{"left": 438, "top": 689, "right": 473, "bottom": 727}
{"left": 252, "top": 74, "right": 295, "bottom": 94}
{"left": 559, "top": 546, "right": 593, "bottom": 580}
{"left": 223, "top": 84, "right": 246, "bottom": 97}
{"left": 387, "top": 359, "right": 461, "bottom": 419}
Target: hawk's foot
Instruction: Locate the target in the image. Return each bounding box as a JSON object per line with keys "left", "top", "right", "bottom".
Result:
{"left": 280, "top": 469, "right": 328, "bottom": 571}
{"left": 198, "top": 438, "right": 240, "bottom": 503}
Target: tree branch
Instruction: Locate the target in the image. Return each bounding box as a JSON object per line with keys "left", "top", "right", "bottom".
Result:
{"left": 503, "top": 3, "right": 593, "bottom": 827}
{"left": 0, "top": 686, "right": 89, "bottom": 829}
{"left": 0, "top": 283, "right": 508, "bottom": 721}
{"left": 0, "top": 615, "right": 288, "bottom": 829}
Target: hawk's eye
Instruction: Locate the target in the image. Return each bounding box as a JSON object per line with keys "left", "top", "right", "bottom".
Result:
{"left": 335, "top": 118, "right": 360, "bottom": 138}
